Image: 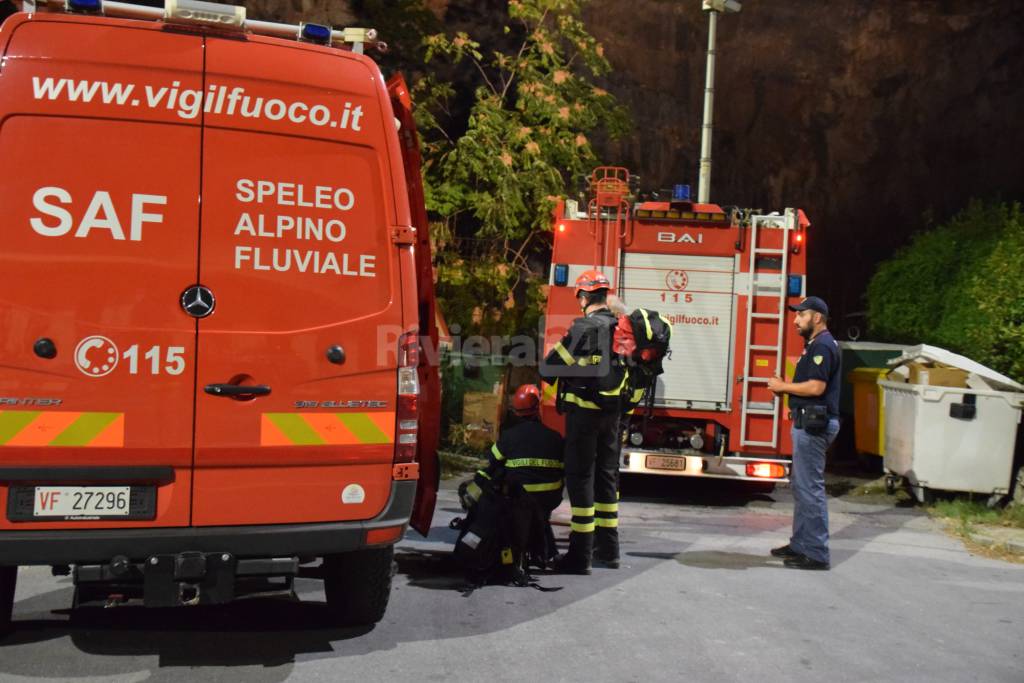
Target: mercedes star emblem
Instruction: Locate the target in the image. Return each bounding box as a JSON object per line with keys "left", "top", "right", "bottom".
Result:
{"left": 181, "top": 285, "right": 216, "bottom": 318}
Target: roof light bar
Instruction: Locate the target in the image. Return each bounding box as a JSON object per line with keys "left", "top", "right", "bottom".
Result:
{"left": 40, "top": 0, "right": 382, "bottom": 53}
{"left": 299, "top": 22, "right": 333, "bottom": 45}
{"left": 65, "top": 0, "right": 103, "bottom": 13}
{"left": 164, "top": 0, "right": 245, "bottom": 31}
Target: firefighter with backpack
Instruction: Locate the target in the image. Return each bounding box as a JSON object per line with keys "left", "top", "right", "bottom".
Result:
{"left": 541, "top": 270, "right": 627, "bottom": 574}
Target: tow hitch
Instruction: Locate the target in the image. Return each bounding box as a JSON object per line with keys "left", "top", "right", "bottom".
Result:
{"left": 73, "top": 553, "right": 299, "bottom": 608}
{"left": 145, "top": 551, "right": 236, "bottom": 607}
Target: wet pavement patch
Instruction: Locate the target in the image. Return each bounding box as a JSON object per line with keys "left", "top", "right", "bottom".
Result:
{"left": 674, "top": 550, "right": 776, "bottom": 570}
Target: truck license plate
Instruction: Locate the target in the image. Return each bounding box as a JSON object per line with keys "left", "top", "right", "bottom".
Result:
{"left": 645, "top": 455, "right": 688, "bottom": 471}
{"left": 7, "top": 485, "right": 158, "bottom": 522}
{"left": 32, "top": 486, "right": 131, "bottom": 517}
{"left": 7, "top": 485, "right": 157, "bottom": 521}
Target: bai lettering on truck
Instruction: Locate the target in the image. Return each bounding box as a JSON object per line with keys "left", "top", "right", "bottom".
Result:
{"left": 657, "top": 231, "right": 704, "bottom": 244}
{"left": 232, "top": 178, "right": 377, "bottom": 278}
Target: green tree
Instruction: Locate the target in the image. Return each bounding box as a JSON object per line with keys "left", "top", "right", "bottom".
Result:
{"left": 414, "top": 0, "right": 629, "bottom": 338}
{"left": 867, "top": 200, "right": 1024, "bottom": 381}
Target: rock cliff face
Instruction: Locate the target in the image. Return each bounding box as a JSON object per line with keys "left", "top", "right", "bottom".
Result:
{"left": 218, "top": 1, "right": 1024, "bottom": 323}
{"left": 581, "top": 0, "right": 1024, "bottom": 321}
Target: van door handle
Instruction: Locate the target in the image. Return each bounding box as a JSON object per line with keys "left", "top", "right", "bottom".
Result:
{"left": 204, "top": 384, "right": 271, "bottom": 398}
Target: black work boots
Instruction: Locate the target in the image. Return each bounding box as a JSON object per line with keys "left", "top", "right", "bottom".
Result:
{"left": 552, "top": 552, "right": 592, "bottom": 575}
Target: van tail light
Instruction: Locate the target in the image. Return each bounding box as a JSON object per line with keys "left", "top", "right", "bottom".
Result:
{"left": 746, "top": 462, "right": 786, "bottom": 479}
{"left": 395, "top": 332, "right": 420, "bottom": 464}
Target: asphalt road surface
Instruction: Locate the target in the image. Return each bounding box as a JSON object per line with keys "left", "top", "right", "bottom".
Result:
{"left": 2, "top": 475, "right": 1022, "bottom": 682}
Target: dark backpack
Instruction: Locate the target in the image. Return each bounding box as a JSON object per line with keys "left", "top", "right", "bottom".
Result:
{"left": 614, "top": 309, "right": 672, "bottom": 376}
{"left": 452, "top": 480, "right": 550, "bottom": 587}
{"left": 553, "top": 312, "right": 629, "bottom": 412}
{"left": 454, "top": 479, "right": 532, "bottom": 585}
{"left": 614, "top": 309, "right": 673, "bottom": 415}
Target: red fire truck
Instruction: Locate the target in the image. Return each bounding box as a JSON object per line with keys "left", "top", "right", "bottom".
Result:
{"left": 540, "top": 167, "right": 811, "bottom": 488}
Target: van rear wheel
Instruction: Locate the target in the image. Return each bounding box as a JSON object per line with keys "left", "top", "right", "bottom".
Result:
{"left": 1, "top": 566, "right": 17, "bottom": 636}
{"left": 323, "top": 546, "right": 394, "bottom": 627}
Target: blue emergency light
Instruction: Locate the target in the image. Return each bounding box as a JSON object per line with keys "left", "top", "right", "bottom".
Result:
{"left": 300, "top": 22, "right": 333, "bottom": 45}
{"left": 553, "top": 264, "right": 569, "bottom": 287}
{"left": 672, "top": 184, "right": 691, "bottom": 201}
{"left": 66, "top": 0, "right": 103, "bottom": 12}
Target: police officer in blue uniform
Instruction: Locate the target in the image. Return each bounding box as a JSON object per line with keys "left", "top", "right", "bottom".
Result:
{"left": 767, "top": 296, "right": 841, "bottom": 570}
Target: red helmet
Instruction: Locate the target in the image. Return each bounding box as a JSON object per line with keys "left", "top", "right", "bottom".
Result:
{"left": 511, "top": 384, "right": 542, "bottom": 416}
{"left": 574, "top": 269, "right": 612, "bottom": 297}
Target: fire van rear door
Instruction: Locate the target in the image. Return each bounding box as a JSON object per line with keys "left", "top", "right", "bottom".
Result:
{"left": 191, "top": 38, "right": 404, "bottom": 527}
{"left": 387, "top": 74, "right": 439, "bottom": 536}
{"left": 0, "top": 19, "right": 203, "bottom": 530}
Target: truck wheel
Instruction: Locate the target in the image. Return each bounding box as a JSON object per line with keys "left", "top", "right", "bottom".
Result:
{"left": 323, "top": 546, "right": 394, "bottom": 627}
{"left": 1, "top": 566, "right": 16, "bottom": 637}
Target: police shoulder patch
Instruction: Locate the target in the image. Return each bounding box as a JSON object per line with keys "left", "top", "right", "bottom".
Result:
{"left": 813, "top": 355, "right": 824, "bottom": 365}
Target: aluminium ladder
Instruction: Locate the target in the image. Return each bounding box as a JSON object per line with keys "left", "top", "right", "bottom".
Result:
{"left": 738, "top": 208, "right": 796, "bottom": 449}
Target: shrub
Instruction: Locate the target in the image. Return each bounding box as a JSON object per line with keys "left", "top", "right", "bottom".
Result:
{"left": 867, "top": 201, "right": 1024, "bottom": 382}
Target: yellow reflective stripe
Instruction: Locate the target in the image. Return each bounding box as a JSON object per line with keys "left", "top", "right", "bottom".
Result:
{"left": 0, "top": 411, "right": 124, "bottom": 447}
{"left": 599, "top": 369, "right": 630, "bottom": 396}
{"left": 476, "top": 469, "right": 491, "bottom": 480}
{"left": 553, "top": 342, "right": 576, "bottom": 366}
{"left": 578, "top": 354, "right": 602, "bottom": 367}
{"left": 640, "top": 309, "right": 653, "bottom": 339}
{"left": 563, "top": 393, "right": 600, "bottom": 410}
{"left": 466, "top": 482, "right": 482, "bottom": 501}
{"left": 542, "top": 381, "right": 558, "bottom": 400}
{"left": 658, "top": 313, "right": 673, "bottom": 341}
{"left": 617, "top": 490, "right": 621, "bottom": 500}
{"left": 571, "top": 506, "right": 595, "bottom": 517}
{"left": 631, "top": 388, "right": 645, "bottom": 401}
{"left": 595, "top": 518, "right": 619, "bottom": 528}
{"left": 261, "top": 412, "right": 394, "bottom": 446}
{"left": 523, "top": 480, "right": 563, "bottom": 492}
{"left": 506, "top": 458, "right": 564, "bottom": 469}
{"left": 594, "top": 502, "right": 618, "bottom": 513}
{"left": 491, "top": 443, "right": 505, "bottom": 461}
{"left": 570, "top": 521, "right": 595, "bottom": 533}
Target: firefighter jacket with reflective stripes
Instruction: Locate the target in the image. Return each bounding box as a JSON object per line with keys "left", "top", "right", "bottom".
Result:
{"left": 622, "top": 375, "right": 649, "bottom": 415}
{"left": 541, "top": 308, "right": 628, "bottom": 412}
{"left": 465, "top": 418, "right": 565, "bottom": 507}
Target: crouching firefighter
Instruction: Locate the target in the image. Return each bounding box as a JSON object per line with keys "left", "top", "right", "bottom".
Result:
{"left": 541, "top": 270, "right": 627, "bottom": 574}
{"left": 455, "top": 384, "right": 566, "bottom": 582}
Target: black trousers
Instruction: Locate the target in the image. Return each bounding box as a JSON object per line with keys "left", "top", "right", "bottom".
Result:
{"left": 564, "top": 408, "right": 621, "bottom": 560}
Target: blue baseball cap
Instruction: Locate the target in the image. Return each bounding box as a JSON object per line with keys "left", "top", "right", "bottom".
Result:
{"left": 788, "top": 296, "right": 829, "bottom": 316}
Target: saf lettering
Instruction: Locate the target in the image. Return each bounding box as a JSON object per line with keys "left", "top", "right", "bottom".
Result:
{"left": 30, "top": 186, "right": 167, "bottom": 242}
